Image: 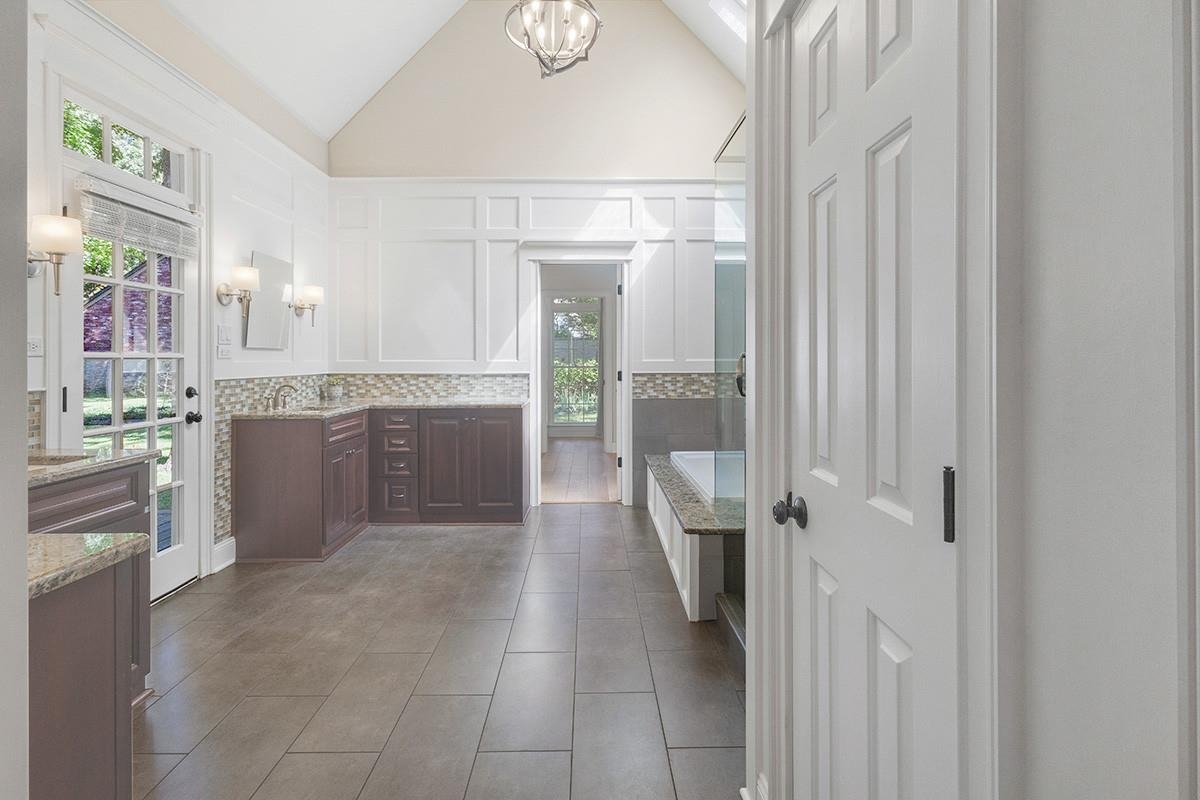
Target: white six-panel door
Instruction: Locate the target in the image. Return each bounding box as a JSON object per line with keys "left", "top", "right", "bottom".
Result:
{"left": 782, "top": 0, "right": 960, "bottom": 796}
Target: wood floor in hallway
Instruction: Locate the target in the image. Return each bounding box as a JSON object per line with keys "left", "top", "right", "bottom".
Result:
{"left": 135, "top": 505, "right": 745, "bottom": 800}
{"left": 541, "top": 437, "right": 619, "bottom": 503}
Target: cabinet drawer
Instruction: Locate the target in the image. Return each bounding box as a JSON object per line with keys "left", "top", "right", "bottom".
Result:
{"left": 325, "top": 412, "right": 367, "bottom": 446}
{"left": 378, "top": 454, "right": 416, "bottom": 478}
{"left": 370, "top": 477, "right": 420, "bottom": 523}
{"left": 29, "top": 463, "right": 150, "bottom": 535}
{"left": 372, "top": 410, "right": 416, "bottom": 431}
{"left": 379, "top": 432, "right": 417, "bottom": 454}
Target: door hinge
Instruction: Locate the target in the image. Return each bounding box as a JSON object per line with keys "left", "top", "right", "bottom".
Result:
{"left": 943, "top": 466, "right": 956, "bottom": 543}
{"left": 617, "top": 457, "right": 623, "bottom": 468}
{"left": 617, "top": 284, "right": 623, "bottom": 296}
{"left": 617, "top": 370, "right": 623, "bottom": 382}
{"left": 61, "top": 386, "right": 67, "bottom": 413}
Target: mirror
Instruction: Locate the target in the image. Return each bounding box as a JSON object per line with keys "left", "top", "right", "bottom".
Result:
{"left": 244, "top": 251, "right": 292, "bottom": 350}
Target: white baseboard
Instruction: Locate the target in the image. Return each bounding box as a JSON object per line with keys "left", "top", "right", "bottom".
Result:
{"left": 210, "top": 536, "right": 236, "bottom": 575}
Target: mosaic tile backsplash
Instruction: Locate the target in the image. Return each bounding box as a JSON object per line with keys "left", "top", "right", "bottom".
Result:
{"left": 213, "top": 373, "right": 530, "bottom": 543}
{"left": 28, "top": 391, "right": 44, "bottom": 450}
{"left": 632, "top": 372, "right": 719, "bottom": 400}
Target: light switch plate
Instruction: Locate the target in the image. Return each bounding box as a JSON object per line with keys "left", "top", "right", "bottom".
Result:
{"left": 216, "top": 344, "right": 232, "bottom": 360}
{"left": 26, "top": 337, "right": 44, "bottom": 357}
{"left": 216, "top": 324, "right": 233, "bottom": 346}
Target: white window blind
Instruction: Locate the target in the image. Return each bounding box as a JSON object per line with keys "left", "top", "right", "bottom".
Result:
{"left": 76, "top": 176, "right": 200, "bottom": 260}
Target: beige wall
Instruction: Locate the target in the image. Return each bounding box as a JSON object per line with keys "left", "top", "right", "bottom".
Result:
{"left": 86, "top": 0, "right": 328, "bottom": 170}
{"left": 330, "top": 0, "right": 745, "bottom": 178}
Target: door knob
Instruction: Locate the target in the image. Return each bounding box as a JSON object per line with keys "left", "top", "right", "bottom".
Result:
{"left": 772, "top": 492, "right": 808, "bottom": 528}
{"left": 185, "top": 386, "right": 199, "bottom": 399}
{"left": 185, "top": 411, "right": 203, "bottom": 425}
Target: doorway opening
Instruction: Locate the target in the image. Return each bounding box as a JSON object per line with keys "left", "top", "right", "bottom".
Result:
{"left": 539, "top": 264, "right": 622, "bottom": 503}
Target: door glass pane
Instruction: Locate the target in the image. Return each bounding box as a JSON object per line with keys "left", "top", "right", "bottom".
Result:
{"left": 157, "top": 292, "right": 179, "bottom": 353}
{"left": 156, "top": 254, "right": 177, "bottom": 288}
{"left": 83, "top": 359, "right": 115, "bottom": 429}
{"left": 156, "top": 425, "right": 177, "bottom": 487}
{"left": 123, "top": 287, "right": 150, "bottom": 352}
{"left": 83, "top": 236, "right": 113, "bottom": 278}
{"left": 122, "top": 359, "right": 149, "bottom": 424}
{"left": 552, "top": 310, "right": 600, "bottom": 424}
{"left": 157, "top": 359, "right": 178, "bottom": 420}
{"left": 111, "top": 124, "right": 145, "bottom": 178}
{"left": 84, "top": 282, "right": 114, "bottom": 352}
{"left": 82, "top": 433, "right": 114, "bottom": 458}
{"left": 151, "top": 142, "right": 175, "bottom": 187}
{"left": 155, "top": 487, "right": 179, "bottom": 553}
{"left": 121, "top": 427, "right": 150, "bottom": 451}
{"left": 63, "top": 100, "right": 104, "bottom": 161}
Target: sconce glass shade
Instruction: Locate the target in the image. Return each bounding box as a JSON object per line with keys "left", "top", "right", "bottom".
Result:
{"left": 300, "top": 285, "right": 325, "bottom": 306}
{"left": 231, "top": 266, "right": 260, "bottom": 292}
{"left": 281, "top": 283, "right": 294, "bottom": 303}
{"left": 29, "top": 214, "right": 83, "bottom": 255}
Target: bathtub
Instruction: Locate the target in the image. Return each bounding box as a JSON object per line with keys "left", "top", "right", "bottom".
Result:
{"left": 669, "top": 450, "right": 745, "bottom": 504}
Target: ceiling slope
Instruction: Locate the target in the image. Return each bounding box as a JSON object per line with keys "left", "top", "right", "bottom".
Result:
{"left": 660, "top": 0, "right": 747, "bottom": 82}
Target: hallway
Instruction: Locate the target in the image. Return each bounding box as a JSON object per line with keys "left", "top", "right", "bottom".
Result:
{"left": 135, "top": 505, "right": 745, "bottom": 800}
{"left": 540, "top": 438, "right": 619, "bottom": 503}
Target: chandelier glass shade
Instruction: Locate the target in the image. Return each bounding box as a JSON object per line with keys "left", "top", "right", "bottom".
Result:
{"left": 505, "top": 0, "right": 602, "bottom": 78}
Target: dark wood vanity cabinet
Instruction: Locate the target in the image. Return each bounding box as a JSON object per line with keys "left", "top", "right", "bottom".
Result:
{"left": 418, "top": 408, "right": 527, "bottom": 523}
{"left": 233, "top": 412, "right": 369, "bottom": 560}
{"left": 369, "top": 410, "right": 420, "bottom": 523}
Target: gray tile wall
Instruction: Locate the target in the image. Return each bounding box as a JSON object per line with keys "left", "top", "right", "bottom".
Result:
{"left": 631, "top": 398, "right": 716, "bottom": 507}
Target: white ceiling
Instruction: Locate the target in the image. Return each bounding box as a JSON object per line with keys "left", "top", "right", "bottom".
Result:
{"left": 661, "top": 0, "right": 747, "bottom": 82}
{"left": 160, "top": 0, "right": 467, "bottom": 139}
{"left": 159, "top": 0, "right": 745, "bottom": 141}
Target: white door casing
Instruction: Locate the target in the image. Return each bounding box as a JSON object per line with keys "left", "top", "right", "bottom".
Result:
{"left": 777, "top": 0, "right": 961, "bottom": 796}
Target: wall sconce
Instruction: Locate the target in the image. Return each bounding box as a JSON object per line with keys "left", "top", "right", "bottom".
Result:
{"left": 291, "top": 284, "right": 324, "bottom": 327}
{"left": 216, "top": 266, "right": 260, "bottom": 319}
{"left": 27, "top": 210, "right": 83, "bottom": 297}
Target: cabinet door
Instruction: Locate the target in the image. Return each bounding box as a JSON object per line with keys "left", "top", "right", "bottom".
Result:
{"left": 472, "top": 409, "right": 524, "bottom": 518}
{"left": 346, "top": 437, "right": 368, "bottom": 529}
{"left": 419, "top": 412, "right": 472, "bottom": 517}
{"left": 323, "top": 445, "right": 349, "bottom": 545}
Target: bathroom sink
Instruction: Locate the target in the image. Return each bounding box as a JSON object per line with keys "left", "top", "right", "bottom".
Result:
{"left": 27, "top": 453, "right": 90, "bottom": 467}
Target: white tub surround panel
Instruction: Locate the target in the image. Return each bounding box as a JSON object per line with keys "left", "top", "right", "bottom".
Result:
{"left": 331, "top": 181, "right": 726, "bottom": 375}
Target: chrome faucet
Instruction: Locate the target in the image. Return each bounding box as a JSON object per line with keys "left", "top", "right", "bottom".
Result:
{"left": 269, "top": 383, "right": 297, "bottom": 412}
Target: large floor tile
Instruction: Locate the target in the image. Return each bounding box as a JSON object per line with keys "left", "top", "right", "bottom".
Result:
{"left": 246, "top": 650, "right": 359, "bottom": 696}
{"left": 628, "top": 552, "right": 678, "bottom": 593}
{"left": 578, "top": 571, "right": 638, "bottom": 619}
{"left": 465, "top": 752, "right": 571, "bottom": 800}
{"left": 571, "top": 693, "right": 675, "bottom": 800}
{"left": 523, "top": 554, "right": 580, "bottom": 593}
{"left": 508, "top": 593, "right": 577, "bottom": 652}
{"left": 359, "top": 695, "right": 490, "bottom": 800}
{"left": 575, "top": 619, "right": 653, "bottom": 692}
{"left": 638, "top": 592, "right": 718, "bottom": 651}
{"left": 133, "top": 754, "right": 183, "bottom": 800}
{"left": 579, "top": 537, "right": 629, "bottom": 571}
{"left": 148, "top": 620, "right": 245, "bottom": 694}
{"left": 365, "top": 619, "right": 447, "bottom": 653}
{"left": 480, "top": 652, "right": 574, "bottom": 751}
{"left": 621, "top": 524, "right": 663, "bottom": 553}
{"left": 150, "top": 594, "right": 223, "bottom": 646}
{"left": 533, "top": 528, "right": 581, "bottom": 555}
{"left": 650, "top": 649, "right": 746, "bottom": 747}
{"left": 250, "top": 753, "right": 377, "bottom": 800}
{"left": 144, "top": 696, "right": 321, "bottom": 800}
{"left": 291, "top": 653, "right": 428, "bottom": 752}
{"left": 454, "top": 570, "right": 525, "bottom": 619}
{"left": 414, "top": 619, "right": 511, "bottom": 694}
{"left": 669, "top": 748, "right": 747, "bottom": 800}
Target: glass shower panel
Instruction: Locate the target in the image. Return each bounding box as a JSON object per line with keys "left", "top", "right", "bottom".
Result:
{"left": 714, "top": 115, "right": 748, "bottom": 504}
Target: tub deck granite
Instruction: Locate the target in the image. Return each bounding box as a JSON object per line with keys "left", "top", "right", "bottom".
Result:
{"left": 645, "top": 454, "right": 746, "bottom": 535}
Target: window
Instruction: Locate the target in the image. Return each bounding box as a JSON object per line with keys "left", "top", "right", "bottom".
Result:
{"left": 63, "top": 98, "right": 184, "bottom": 192}
{"left": 82, "top": 233, "right": 183, "bottom": 553}
{"left": 552, "top": 308, "right": 601, "bottom": 425}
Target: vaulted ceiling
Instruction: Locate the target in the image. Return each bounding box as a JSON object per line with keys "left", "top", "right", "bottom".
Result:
{"left": 156, "top": 0, "right": 745, "bottom": 141}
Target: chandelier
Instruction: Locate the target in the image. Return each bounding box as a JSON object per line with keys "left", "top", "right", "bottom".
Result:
{"left": 505, "top": 0, "right": 602, "bottom": 78}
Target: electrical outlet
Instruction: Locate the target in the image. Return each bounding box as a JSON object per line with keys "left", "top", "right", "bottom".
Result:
{"left": 216, "top": 324, "right": 233, "bottom": 346}
{"left": 26, "top": 337, "right": 44, "bottom": 357}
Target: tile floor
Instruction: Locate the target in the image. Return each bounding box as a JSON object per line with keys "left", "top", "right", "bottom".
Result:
{"left": 540, "top": 438, "right": 619, "bottom": 503}
{"left": 136, "top": 504, "right": 746, "bottom": 800}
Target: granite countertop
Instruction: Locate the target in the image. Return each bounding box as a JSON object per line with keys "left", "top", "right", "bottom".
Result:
{"left": 231, "top": 396, "right": 531, "bottom": 421}
{"left": 645, "top": 455, "right": 746, "bottom": 536}
{"left": 27, "top": 448, "right": 159, "bottom": 489}
{"left": 28, "top": 533, "right": 150, "bottom": 600}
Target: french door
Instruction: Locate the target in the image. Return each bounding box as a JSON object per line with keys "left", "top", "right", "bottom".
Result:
{"left": 777, "top": 0, "right": 961, "bottom": 796}
{"left": 61, "top": 169, "right": 202, "bottom": 600}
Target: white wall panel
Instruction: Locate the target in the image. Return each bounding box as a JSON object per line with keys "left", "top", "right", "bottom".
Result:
{"left": 337, "top": 196, "right": 370, "bottom": 230}
{"left": 530, "top": 196, "right": 634, "bottom": 230}
{"left": 381, "top": 196, "right": 476, "bottom": 230}
{"left": 379, "top": 241, "right": 476, "bottom": 362}
{"left": 638, "top": 240, "right": 677, "bottom": 363}
{"left": 336, "top": 241, "right": 369, "bottom": 362}
{"left": 486, "top": 240, "right": 521, "bottom": 363}
{"left": 487, "top": 197, "right": 520, "bottom": 230}
{"left": 643, "top": 197, "right": 676, "bottom": 229}
{"left": 683, "top": 240, "right": 715, "bottom": 363}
